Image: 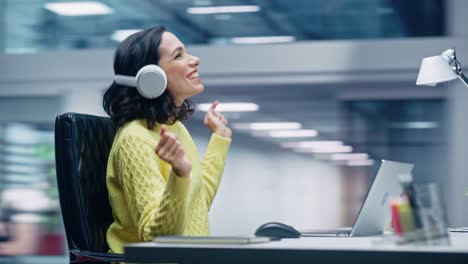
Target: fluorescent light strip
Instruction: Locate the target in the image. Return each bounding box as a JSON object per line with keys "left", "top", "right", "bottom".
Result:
{"left": 5, "top": 48, "right": 38, "bottom": 54}
{"left": 330, "top": 153, "right": 369, "bottom": 161}
{"left": 268, "top": 130, "right": 318, "bottom": 138}
{"left": 196, "top": 102, "right": 259, "bottom": 112}
{"left": 294, "top": 146, "right": 353, "bottom": 153}
{"left": 5, "top": 155, "right": 48, "bottom": 165}
{"left": 231, "top": 36, "right": 295, "bottom": 44}
{"left": 187, "top": 5, "right": 260, "bottom": 14}
{"left": 347, "top": 159, "right": 375, "bottom": 166}
{"left": 389, "top": 122, "right": 438, "bottom": 129}
{"left": 233, "top": 122, "right": 302, "bottom": 130}
{"left": 111, "top": 29, "right": 142, "bottom": 42}
{"left": 281, "top": 141, "right": 343, "bottom": 149}
{"left": 44, "top": 1, "right": 113, "bottom": 16}
{"left": 5, "top": 165, "right": 42, "bottom": 174}
{"left": 5, "top": 146, "right": 35, "bottom": 155}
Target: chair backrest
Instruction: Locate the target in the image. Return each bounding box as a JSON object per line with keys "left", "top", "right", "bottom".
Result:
{"left": 55, "top": 113, "right": 116, "bottom": 253}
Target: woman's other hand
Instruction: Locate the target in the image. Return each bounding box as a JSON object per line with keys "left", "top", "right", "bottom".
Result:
{"left": 155, "top": 125, "right": 192, "bottom": 177}
{"left": 204, "top": 101, "right": 232, "bottom": 138}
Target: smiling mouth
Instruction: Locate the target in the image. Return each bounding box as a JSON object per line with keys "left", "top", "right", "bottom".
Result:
{"left": 187, "top": 70, "right": 199, "bottom": 80}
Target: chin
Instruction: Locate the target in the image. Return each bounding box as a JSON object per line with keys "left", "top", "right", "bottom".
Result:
{"left": 193, "top": 84, "right": 205, "bottom": 95}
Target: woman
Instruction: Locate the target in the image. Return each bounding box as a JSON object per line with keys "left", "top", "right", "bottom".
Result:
{"left": 103, "top": 25, "right": 231, "bottom": 254}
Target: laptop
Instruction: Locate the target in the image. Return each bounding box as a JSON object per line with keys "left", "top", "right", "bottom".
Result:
{"left": 300, "top": 160, "right": 414, "bottom": 237}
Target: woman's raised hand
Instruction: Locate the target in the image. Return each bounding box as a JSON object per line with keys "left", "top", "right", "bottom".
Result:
{"left": 155, "top": 125, "right": 192, "bottom": 177}
{"left": 204, "top": 101, "right": 232, "bottom": 138}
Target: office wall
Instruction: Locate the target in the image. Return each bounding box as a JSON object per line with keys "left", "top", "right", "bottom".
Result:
{"left": 2, "top": 37, "right": 468, "bottom": 92}
{"left": 0, "top": 97, "right": 61, "bottom": 123}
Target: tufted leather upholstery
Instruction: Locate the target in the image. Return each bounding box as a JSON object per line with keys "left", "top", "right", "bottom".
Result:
{"left": 55, "top": 113, "right": 124, "bottom": 263}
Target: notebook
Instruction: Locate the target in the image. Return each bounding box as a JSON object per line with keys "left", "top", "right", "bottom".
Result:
{"left": 154, "top": 235, "right": 274, "bottom": 244}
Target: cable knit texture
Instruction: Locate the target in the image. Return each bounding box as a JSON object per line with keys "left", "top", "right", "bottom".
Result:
{"left": 106, "top": 119, "right": 230, "bottom": 253}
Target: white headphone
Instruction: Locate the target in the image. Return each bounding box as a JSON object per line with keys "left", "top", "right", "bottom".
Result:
{"left": 114, "top": 64, "right": 167, "bottom": 99}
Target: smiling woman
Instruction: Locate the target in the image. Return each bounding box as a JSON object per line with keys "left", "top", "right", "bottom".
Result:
{"left": 102, "top": 25, "right": 232, "bottom": 254}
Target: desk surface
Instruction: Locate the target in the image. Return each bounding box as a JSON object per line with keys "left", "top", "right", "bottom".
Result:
{"left": 125, "top": 233, "right": 468, "bottom": 264}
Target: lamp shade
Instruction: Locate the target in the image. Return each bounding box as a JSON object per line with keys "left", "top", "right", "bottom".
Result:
{"left": 416, "top": 55, "right": 458, "bottom": 86}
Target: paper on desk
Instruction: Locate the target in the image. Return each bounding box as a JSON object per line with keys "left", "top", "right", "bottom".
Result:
{"left": 448, "top": 227, "right": 468, "bottom": 233}
{"left": 153, "top": 235, "right": 274, "bottom": 244}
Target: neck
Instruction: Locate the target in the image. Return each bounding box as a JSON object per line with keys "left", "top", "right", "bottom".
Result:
{"left": 173, "top": 97, "right": 185, "bottom": 108}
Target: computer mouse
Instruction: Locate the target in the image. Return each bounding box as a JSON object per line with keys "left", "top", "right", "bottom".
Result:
{"left": 255, "top": 222, "right": 301, "bottom": 238}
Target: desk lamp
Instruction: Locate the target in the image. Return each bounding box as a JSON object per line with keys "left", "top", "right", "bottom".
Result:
{"left": 416, "top": 48, "right": 468, "bottom": 87}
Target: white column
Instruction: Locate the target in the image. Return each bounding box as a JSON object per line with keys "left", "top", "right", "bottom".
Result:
{"left": 447, "top": 81, "right": 468, "bottom": 226}
{"left": 446, "top": 0, "right": 468, "bottom": 37}
{"left": 445, "top": 0, "right": 468, "bottom": 226}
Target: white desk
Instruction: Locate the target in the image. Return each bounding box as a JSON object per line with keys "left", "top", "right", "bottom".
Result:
{"left": 124, "top": 233, "right": 468, "bottom": 263}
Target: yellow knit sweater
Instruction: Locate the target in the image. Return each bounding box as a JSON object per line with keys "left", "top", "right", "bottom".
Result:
{"left": 106, "top": 119, "right": 231, "bottom": 253}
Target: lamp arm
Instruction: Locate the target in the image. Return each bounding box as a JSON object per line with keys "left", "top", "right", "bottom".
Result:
{"left": 458, "top": 72, "right": 468, "bottom": 87}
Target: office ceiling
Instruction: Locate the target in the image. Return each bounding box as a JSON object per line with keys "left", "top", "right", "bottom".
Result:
{"left": 3, "top": 0, "right": 444, "bottom": 53}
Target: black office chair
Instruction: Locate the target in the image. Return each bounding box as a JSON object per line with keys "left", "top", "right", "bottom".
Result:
{"left": 55, "top": 113, "right": 124, "bottom": 263}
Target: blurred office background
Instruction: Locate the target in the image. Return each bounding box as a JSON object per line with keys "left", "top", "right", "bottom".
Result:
{"left": 0, "top": 0, "right": 467, "bottom": 262}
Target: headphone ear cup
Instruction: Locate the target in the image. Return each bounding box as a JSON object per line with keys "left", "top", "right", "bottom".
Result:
{"left": 136, "top": 65, "right": 167, "bottom": 99}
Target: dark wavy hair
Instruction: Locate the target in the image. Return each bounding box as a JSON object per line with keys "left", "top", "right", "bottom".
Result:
{"left": 103, "top": 25, "right": 195, "bottom": 129}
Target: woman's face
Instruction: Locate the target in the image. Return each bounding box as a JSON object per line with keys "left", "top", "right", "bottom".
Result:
{"left": 158, "top": 31, "right": 203, "bottom": 106}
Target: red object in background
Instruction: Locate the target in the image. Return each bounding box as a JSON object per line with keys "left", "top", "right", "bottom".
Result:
{"left": 37, "top": 232, "right": 65, "bottom": 255}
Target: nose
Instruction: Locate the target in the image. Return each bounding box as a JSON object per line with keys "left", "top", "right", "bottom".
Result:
{"left": 189, "top": 54, "right": 200, "bottom": 66}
